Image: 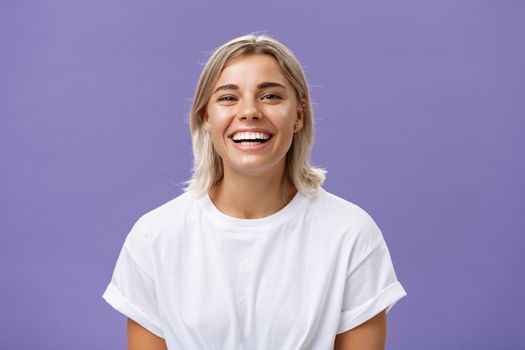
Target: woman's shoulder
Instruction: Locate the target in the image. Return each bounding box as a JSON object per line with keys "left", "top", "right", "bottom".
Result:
{"left": 130, "top": 190, "right": 197, "bottom": 236}
{"left": 312, "top": 187, "right": 385, "bottom": 247}
{"left": 315, "top": 187, "right": 378, "bottom": 227}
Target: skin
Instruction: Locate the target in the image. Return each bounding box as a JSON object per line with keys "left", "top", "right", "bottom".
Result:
{"left": 334, "top": 310, "right": 387, "bottom": 349}
{"left": 127, "top": 318, "right": 167, "bottom": 350}
{"left": 204, "top": 54, "right": 304, "bottom": 218}
{"left": 127, "top": 54, "right": 388, "bottom": 349}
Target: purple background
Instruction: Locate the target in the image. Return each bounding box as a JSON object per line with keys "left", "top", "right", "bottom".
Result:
{"left": 2, "top": 0, "right": 524, "bottom": 349}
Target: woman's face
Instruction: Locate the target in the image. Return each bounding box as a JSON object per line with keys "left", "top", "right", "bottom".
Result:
{"left": 204, "top": 54, "right": 303, "bottom": 179}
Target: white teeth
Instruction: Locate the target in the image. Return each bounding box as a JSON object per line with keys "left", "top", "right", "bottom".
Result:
{"left": 232, "top": 132, "right": 271, "bottom": 141}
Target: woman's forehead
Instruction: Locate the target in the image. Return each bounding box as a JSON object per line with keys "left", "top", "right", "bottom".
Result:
{"left": 215, "top": 54, "right": 289, "bottom": 87}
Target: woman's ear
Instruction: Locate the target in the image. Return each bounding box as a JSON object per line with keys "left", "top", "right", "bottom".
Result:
{"left": 203, "top": 113, "right": 210, "bottom": 132}
{"left": 294, "top": 99, "right": 305, "bottom": 132}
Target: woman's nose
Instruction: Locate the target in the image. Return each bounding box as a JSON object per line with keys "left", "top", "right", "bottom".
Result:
{"left": 238, "top": 99, "right": 262, "bottom": 120}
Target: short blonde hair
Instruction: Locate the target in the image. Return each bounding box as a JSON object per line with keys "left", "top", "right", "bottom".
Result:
{"left": 182, "top": 34, "right": 326, "bottom": 198}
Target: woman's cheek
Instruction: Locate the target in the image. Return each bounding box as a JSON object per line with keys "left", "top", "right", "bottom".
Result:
{"left": 216, "top": 107, "right": 236, "bottom": 124}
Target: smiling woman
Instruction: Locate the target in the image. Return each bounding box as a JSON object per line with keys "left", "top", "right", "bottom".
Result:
{"left": 102, "top": 34, "right": 407, "bottom": 350}
{"left": 203, "top": 54, "right": 304, "bottom": 205}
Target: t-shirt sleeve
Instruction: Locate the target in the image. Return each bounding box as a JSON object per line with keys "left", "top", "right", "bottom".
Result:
{"left": 337, "top": 210, "right": 408, "bottom": 334}
{"left": 102, "top": 218, "right": 163, "bottom": 338}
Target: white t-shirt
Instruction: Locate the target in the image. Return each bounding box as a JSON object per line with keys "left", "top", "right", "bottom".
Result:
{"left": 102, "top": 186, "right": 407, "bottom": 349}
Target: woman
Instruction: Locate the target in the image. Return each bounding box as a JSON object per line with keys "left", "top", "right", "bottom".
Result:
{"left": 103, "top": 34, "right": 407, "bottom": 350}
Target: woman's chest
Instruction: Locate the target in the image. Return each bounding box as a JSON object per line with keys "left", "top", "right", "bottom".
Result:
{"left": 152, "top": 229, "right": 347, "bottom": 348}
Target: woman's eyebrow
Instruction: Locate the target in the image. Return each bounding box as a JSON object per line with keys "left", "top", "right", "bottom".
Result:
{"left": 213, "top": 81, "right": 286, "bottom": 95}
{"left": 213, "top": 84, "right": 238, "bottom": 94}
{"left": 257, "top": 82, "right": 286, "bottom": 90}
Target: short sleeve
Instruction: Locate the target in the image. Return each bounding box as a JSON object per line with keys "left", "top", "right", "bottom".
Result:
{"left": 102, "top": 220, "right": 163, "bottom": 338}
{"left": 337, "top": 212, "right": 408, "bottom": 334}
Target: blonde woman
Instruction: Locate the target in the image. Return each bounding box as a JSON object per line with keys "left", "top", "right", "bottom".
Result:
{"left": 103, "top": 34, "right": 407, "bottom": 350}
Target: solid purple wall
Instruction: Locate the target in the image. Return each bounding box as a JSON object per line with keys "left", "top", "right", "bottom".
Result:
{"left": 2, "top": 0, "right": 523, "bottom": 348}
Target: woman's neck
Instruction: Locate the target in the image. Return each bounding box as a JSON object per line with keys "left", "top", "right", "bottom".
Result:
{"left": 209, "top": 166, "right": 297, "bottom": 220}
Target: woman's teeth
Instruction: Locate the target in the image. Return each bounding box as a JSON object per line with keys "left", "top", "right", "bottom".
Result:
{"left": 232, "top": 132, "right": 272, "bottom": 144}
{"left": 240, "top": 141, "right": 263, "bottom": 145}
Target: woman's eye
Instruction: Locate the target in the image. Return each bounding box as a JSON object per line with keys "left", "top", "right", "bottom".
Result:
{"left": 218, "top": 96, "right": 237, "bottom": 102}
{"left": 262, "top": 94, "right": 281, "bottom": 100}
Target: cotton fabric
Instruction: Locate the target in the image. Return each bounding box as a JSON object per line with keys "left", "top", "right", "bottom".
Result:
{"left": 102, "top": 186, "right": 407, "bottom": 349}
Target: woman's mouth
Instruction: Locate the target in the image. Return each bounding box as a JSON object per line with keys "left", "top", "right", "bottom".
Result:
{"left": 229, "top": 134, "right": 274, "bottom": 151}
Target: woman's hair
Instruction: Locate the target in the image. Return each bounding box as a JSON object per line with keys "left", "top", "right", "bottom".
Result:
{"left": 182, "top": 34, "right": 326, "bottom": 198}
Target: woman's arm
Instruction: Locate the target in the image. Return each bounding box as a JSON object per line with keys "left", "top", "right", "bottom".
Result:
{"left": 334, "top": 310, "right": 387, "bottom": 350}
{"left": 127, "top": 318, "right": 168, "bottom": 350}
